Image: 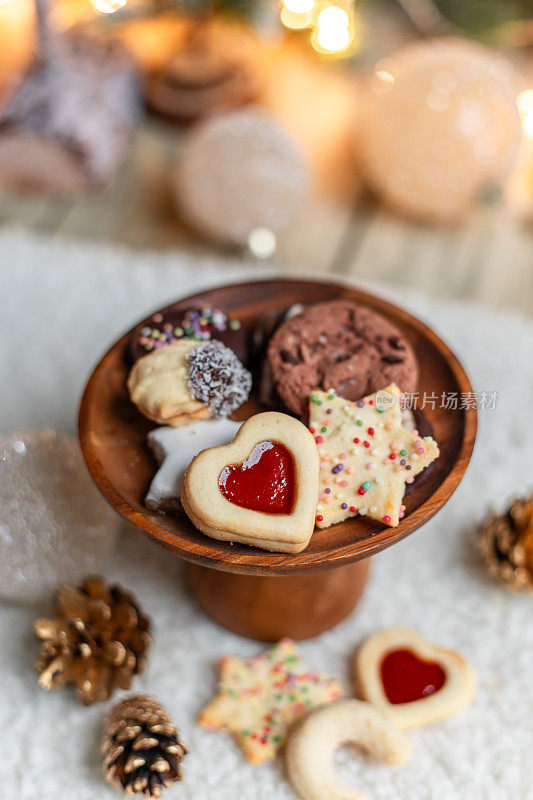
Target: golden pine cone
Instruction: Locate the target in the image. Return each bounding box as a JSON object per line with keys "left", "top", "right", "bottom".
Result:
{"left": 479, "top": 492, "right": 533, "bottom": 590}
{"left": 103, "top": 695, "right": 188, "bottom": 797}
{"left": 34, "top": 576, "right": 151, "bottom": 705}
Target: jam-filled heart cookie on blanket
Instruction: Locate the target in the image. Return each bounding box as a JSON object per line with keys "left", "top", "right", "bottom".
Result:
{"left": 181, "top": 412, "right": 319, "bottom": 553}
{"left": 354, "top": 627, "right": 476, "bottom": 729}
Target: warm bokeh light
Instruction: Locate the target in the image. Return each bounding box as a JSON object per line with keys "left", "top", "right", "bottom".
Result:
{"left": 524, "top": 115, "right": 533, "bottom": 138}
{"left": 280, "top": 0, "right": 315, "bottom": 29}
{"left": 91, "top": 0, "right": 127, "bottom": 14}
{"left": 518, "top": 89, "right": 533, "bottom": 116}
{"left": 313, "top": 5, "right": 353, "bottom": 54}
{"left": 248, "top": 227, "right": 277, "bottom": 259}
{"left": 518, "top": 90, "right": 533, "bottom": 138}
{"left": 284, "top": 0, "right": 315, "bottom": 12}
{"left": 281, "top": 7, "right": 313, "bottom": 28}
{"left": 373, "top": 69, "right": 394, "bottom": 93}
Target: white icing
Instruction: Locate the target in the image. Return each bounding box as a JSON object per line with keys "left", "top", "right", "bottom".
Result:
{"left": 145, "top": 418, "right": 242, "bottom": 511}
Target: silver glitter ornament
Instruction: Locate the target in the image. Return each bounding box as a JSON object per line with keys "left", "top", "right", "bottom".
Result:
{"left": 174, "top": 109, "right": 310, "bottom": 247}
{"left": 358, "top": 38, "right": 523, "bottom": 223}
{"left": 0, "top": 431, "right": 120, "bottom": 605}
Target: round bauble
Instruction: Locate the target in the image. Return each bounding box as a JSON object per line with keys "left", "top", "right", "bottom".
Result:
{"left": 357, "top": 38, "right": 523, "bottom": 223}
{"left": 174, "top": 109, "right": 310, "bottom": 247}
{"left": 0, "top": 431, "right": 120, "bottom": 605}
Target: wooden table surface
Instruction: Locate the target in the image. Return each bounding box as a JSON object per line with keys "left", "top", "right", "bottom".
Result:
{"left": 0, "top": 28, "right": 531, "bottom": 317}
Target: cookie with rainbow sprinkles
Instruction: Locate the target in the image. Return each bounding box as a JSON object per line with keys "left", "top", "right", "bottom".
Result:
{"left": 310, "top": 384, "right": 439, "bottom": 528}
{"left": 198, "top": 638, "right": 343, "bottom": 764}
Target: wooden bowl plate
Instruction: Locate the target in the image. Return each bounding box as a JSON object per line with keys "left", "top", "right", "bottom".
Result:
{"left": 79, "top": 278, "right": 476, "bottom": 576}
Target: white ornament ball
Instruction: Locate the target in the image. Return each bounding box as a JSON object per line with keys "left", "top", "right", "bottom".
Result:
{"left": 0, "top": 431, "right": 120, "bottom": 605}
{"left": 174, "top": 109, "right": 310, "bottom": 246}
{"left": 358, "top": 38, "right": 523, "bottom": 222}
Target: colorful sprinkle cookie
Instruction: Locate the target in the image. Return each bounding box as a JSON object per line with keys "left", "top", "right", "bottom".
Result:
{"left": 198, "top": 639, "right": 343, "bottom": 764}
{"left": 128, "top": 305, "right": 244, "bottom": 363}
{"left": 310, "top": 384, "right": 439, "bottom": 528}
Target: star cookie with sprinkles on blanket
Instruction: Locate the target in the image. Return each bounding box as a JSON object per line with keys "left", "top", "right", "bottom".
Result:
{"left": 198, "top": 639, "right": 343, "bottom": 764}
{"left": 310, "top": 384, "right": 439, "bottom": 528}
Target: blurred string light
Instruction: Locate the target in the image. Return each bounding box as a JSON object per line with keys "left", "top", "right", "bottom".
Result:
{"left": 281, "top": 0, "right": 315, "bottom": 29}
{"left": 90, "top": 0, "right": 127, "bottom": 14}
{"left": 280, "top": 0, "right": 356, "bottom": 55}
{"left": 518, "top": 89, "right": 533, "bottom": 138}
{"left": 312, "top": 5, "right": 351, "bottom": 52}
{"left": 247, "top": 227, "right": 277, "bottom": 259}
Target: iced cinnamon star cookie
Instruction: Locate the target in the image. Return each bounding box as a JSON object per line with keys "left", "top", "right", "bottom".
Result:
{"left": 198, "top": 638, "right": 343, "bottom": 764}
{"left": 354, "top": 627, "right": 476, "bottom": 729}
{"left": 310, "top": 384, "right": 439, "bottom": 528}
{"left": 145, "top": 418, "right": 242, "bottom": 512}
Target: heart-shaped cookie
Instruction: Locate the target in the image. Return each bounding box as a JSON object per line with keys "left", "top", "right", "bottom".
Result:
{"left": 354, "top": 627, "right": 476, "bottom": 729}
{"left": 181, "top": 412, "right": 319, "bottom": 553}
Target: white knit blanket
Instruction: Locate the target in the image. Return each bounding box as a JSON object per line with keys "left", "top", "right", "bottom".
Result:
{"left": 1, "top": 227, "right": 532, "bottom": 800}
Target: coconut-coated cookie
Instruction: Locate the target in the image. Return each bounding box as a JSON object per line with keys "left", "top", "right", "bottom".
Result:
{"left": 127, "top": 340, "right": 210, "bottom": 426}
{"left": 127, "top": 339, "right": 251, "bottom": 427}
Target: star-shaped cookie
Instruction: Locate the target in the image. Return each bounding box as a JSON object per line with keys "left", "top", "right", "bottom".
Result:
{"left": 198, "top": 639, "right": 343, "bottom": 764}
{"left": 145, "top": 419, "right": 242, "bottom": 512}
{"left": 309, "top": 384, "right": 439, "bottom": 528}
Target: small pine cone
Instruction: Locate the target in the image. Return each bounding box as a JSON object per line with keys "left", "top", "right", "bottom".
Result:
{"left": 34, "top": 576, "right": 151, "bottom": 705}
{"left": 479, "top": 492, "right": 533, "bottom": 590}
{"left": 103, "top": 695, "right": 188, "bottom": 797}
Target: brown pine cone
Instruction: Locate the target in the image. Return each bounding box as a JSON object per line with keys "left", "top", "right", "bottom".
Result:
{"left": 479, "top": 492, "right": 533, "bottom": 590}
{"left": 34, "top": 576, "right": 151, "bottom": 705}
{"left": 103, "top": 695, "right": 188, "bottom": 797}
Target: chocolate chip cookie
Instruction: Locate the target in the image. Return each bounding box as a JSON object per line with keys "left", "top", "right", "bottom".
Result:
{"left": 267, "top": 300, "right": 419, "bottom": 416}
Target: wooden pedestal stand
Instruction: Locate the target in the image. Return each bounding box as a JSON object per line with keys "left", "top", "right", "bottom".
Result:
{"left": 187, "top": 560, "right": 371, "bottom": 641}
{"left": 79, "top": 279, "right": 476, "bottom": 642}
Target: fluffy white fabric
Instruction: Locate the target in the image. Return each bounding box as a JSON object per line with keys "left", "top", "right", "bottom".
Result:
{"left": 1, "top": 227, "right": 532, "bottom": 800}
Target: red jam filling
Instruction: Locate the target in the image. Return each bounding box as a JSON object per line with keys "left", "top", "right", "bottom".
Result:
{"left": 218, "top": 441, "right": 295, "bottom": 515}
{"left": 380, "top": 648, "right": 446, "bottom": 704}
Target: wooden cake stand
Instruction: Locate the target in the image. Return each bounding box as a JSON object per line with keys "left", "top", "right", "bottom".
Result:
{"left": 79, "top": 279, "right": 476, "bottom": 641}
